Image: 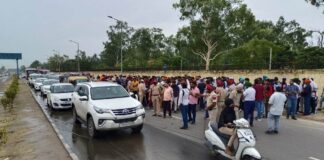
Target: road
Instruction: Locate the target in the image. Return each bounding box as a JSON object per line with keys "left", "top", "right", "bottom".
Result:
{"left": 32, "top": 91, "right": 214, "bottom": 160}
{"left": 31, "top": 89, "right": 324, "bottom": 160}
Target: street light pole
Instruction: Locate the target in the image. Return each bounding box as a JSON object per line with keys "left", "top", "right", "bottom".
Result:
{"left": 107, "top": 16, "right": 123, "bottom": 73}
{"left": 69, "top": 40, "right": 80, "bottom": 72}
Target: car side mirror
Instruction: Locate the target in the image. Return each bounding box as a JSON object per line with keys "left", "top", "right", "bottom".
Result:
{"left": 79, "top": 96, "right": 88, "bottom": 101}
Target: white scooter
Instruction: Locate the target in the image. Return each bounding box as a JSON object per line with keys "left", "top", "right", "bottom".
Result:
{"left": 205, "top": 118, "right": 262, "bottom": 160}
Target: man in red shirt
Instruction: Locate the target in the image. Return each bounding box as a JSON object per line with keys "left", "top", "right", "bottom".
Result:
{"left": 264, "top": 79, "right": 274, "bottom": 118}
{"left": 254, "top": 79, "right": 265, "bottom": 121}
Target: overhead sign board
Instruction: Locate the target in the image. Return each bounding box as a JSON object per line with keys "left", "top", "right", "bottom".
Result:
{"left": 0, "top": 53, "right": 22, "bottom": 60}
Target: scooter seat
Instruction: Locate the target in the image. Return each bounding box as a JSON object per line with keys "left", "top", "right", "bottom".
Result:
{"left": 210, "top": 123, "right": 231, "bottom": 140}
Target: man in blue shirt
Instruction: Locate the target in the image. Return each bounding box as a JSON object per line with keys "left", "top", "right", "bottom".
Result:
{"left": 285, "top": 79, "right": 300, "bottom": 120}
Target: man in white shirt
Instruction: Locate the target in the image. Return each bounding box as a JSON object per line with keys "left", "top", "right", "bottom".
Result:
{"left": 243, "top": 82, "right": 256, "bottom": 126}
{"left": 266, "top": 86, "right": 287, "bottom": 134}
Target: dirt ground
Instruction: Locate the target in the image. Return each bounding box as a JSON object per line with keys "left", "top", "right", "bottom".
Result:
{"left": 299, "top": 111, "right": 324, "bottom": 122}
{"left": 0, "top": 80, "right": 71, "bottom": 160}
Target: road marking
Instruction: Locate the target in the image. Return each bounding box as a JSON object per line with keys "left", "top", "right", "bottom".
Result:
{"left": 172, "top": 115, "right": 182, "bottom": 120}
{"left": 309, "top": 157, "right": 321, "bottom": 160}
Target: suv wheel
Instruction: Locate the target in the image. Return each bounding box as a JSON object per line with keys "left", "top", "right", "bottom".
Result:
{"left": 87, "top": 116, "right": 98, "bottom": 138}
{"left": 72, "top": 107, "right": 81, "bottom": 125}
{"left": 132, "top": 124, "right": 143, "bottom": 134}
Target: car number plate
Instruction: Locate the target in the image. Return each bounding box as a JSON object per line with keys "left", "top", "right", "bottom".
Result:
{"left": 120, "top": 122, "right": 134, "bottom": 127}
{"left": 243, "top": 129, "right": 253, "bottom": 136}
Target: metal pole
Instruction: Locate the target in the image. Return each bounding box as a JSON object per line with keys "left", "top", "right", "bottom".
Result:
{"left": 269, "top": 47, "right": 272, "bottom": 70}
{"left": 16, "top": 58, "right": 19, "bottom": 76}
{"left": 181, "top": 57, "right": 183, "bottom": 72}
{"left": 120, "top": 26, "right": 123, "bottom": 73}
{"left": 77, "top": 43, "right": 80, "bottom": 72}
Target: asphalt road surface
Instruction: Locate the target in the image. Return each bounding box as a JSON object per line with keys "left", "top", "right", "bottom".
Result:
{"left": 31, "top": 89, "right": 324, "bottom": 160}
{"left": 32, "top": 91, "right": 214, "bottom": 160}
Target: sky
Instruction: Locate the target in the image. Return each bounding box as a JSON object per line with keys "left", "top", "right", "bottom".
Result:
{"left": 0, "top": 0, "right": 323, "bottom": 69}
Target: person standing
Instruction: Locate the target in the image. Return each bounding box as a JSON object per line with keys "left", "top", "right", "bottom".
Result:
{"left": 188, "top": 81, "right": 200, "bottom": 124}
{"left": 318, "top": 86, "right": 324, "bottom": 111}
{"left": 206, "top": 85, "right": 218, "bottom": 125}
{"left": 254, "top": 79, "right": 265, "bottom": 121}
{"left": 198, "top": 79, "right": 206, "bottom": 111}
{"left": 264, "top": 80, "right": 274, "bottom": 118}
{"left": 229, "top": 84, "right": 244, "bottom": 119}
{"left": 162, "top": 82, "right": 173, "bottom": 118}
{"left": 285, "top": 79, "right": 299, "bottom": 120}
{"left": 171, "top": 80, "right": 180, "bottom": 113}
{"left": 266, "top": 86, "right": 287, "bottom": 134}
{"left": 178, "top": 82, "right": 190, "bottom": 129}
{"left": 243, "top": 82, "right": 256, "bottom": 126}
{"left": 150, "top": 81, "right": 162, "bottom": 117}
{"left": 215, "top": 79, "right": 227, "bottom": 123}
{"left": 138, "top": 79, "right": 146, "bottom": 106}
{"left": 303, "top": 79, "right": 312, "bottom": 115}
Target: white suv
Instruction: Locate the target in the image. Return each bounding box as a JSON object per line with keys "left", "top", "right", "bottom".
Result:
{"left": 72, "top": 82, "right": 145, "bottom": 138}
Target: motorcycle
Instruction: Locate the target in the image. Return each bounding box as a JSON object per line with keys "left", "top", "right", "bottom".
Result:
{"left": 205, "top": 118, "right": 261, "bottom": 160}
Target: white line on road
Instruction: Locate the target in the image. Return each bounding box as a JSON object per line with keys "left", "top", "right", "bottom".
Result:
{"left": 309, "top": 157, "right": 321, "bottom": 160}
{"left": 172, "top": 115, "right": 182, "bottom": 120}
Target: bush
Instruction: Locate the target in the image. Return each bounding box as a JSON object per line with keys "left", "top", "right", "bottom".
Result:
{"left": 0, "top": 127, "right": 7, "bottom": 144}
{"left": 1, "top": 76, "right": 19, "bottom": 110}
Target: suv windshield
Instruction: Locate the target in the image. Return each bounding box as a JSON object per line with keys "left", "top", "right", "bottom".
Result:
{"left": 53, "top": 85, "right": 74, "bottom": 93}
{"left": 91, "top": 86, "right": 129, "bottom": 100}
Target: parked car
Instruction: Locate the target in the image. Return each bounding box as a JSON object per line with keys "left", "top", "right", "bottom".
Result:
{"left": 28, "top": 73, "right": 42, "bottom": 87}
{"left": 34, "top": 78, "right": 47, "bottom": 91}
{"left": 71, "top": 82, "right": 145, "bottom": 138}
{"left": 47, "top": 83, "right": 74, "bottom": 110}
{"left": 40, "top": 79, "right": 60, "bottom": 97}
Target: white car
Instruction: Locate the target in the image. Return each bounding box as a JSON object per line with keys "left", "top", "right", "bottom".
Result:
{"left": 40, "top": 79, "right": 60, "bottom": 97}
{"left": 72, "top": 82, "right": 145, "bottom": 138}
{"left": 47, "top": 83, "right": 74, "bottom": 110}
{"left": 34, "top": 78, "right": 47, "bottom": 91}
{"left": 28, "top": 73, "right": 42, "bottom": 87}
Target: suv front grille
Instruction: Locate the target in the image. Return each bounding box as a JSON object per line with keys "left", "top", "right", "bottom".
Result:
{"left": 60, "top": 98, "right": 71, "bottom": 101}
{"left": 113, "top": 117, "right": 137, "bottom": 123}
{"left": 112, "top": 107, "right": 136, "bottom": 116}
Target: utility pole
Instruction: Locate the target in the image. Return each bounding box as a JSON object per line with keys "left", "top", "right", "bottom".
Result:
{"left": 269, "top": 47, "right": 272, "bottom": 70}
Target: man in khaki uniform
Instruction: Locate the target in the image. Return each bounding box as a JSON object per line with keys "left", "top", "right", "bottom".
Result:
{"left": 229, "top": 84, "right": 244, "bottom": 119}
{"left": 215, "top": 79, "right": 227, "bottom": 123}
{"left": 138, "top": 79, "right": 146, "bottom": 105}
{"left": 150, "top": 81, "right": 162, "bottom": 116}
{"left": 206, "top": 85, "right": 218, "bottom": 124}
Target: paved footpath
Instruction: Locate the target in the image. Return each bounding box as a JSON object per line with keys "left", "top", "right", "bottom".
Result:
{"left": 0, "top": 80, "right": 71, "bottom": 160}
{"left": 145, "top": 109, "right": 324, "bottom": 160}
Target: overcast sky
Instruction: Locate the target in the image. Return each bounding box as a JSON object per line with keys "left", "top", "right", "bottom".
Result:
{"left": 0, "top": 0, "right": 323, "bottom": 68}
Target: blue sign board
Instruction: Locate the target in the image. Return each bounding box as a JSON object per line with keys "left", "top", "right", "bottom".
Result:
{"left": 0, "top": 53, "right": 22, "bottom": 60}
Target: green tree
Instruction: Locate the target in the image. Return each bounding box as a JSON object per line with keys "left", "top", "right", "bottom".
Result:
{"left": 306, "top": 0, "right": 324, "bottom": 7}
{"left": 100, "top": 21, "right": 134, "bottom": 68}
{"left": 20, "top": 65, "right": 26, "bottom": 72}
{"left": 48, "top": 54, "right": 68, "bottom": 72}
{"left": 29, "top": 60, "right": 41, "bottom": 68}
{"left": 174, "top": 0, "right": 257, "bottom": 70}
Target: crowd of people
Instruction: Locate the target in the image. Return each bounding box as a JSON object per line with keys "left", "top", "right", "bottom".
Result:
{"left": 91, "top": 74, "right": 322, "bottom": 156}
{"left": 95, "top": 75, "right": 320, "bottom": 126}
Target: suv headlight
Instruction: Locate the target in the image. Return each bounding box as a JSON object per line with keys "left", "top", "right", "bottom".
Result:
{"left": 54, "top": 97, "right": 60, "bottom": 102}
{"left": 136, "top": 104, "right": 144, "bottom": 110}
{"left": 94, "top": 106, "right": 111, "bottom": 114}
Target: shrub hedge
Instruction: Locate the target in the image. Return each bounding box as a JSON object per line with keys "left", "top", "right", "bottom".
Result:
{"left": 1, "top": 75, "right": 19, "bottom": 110}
